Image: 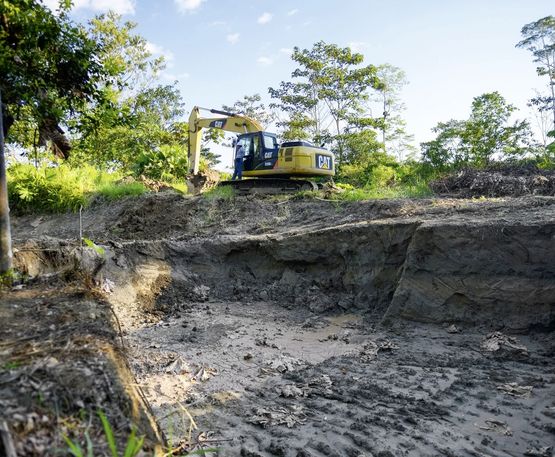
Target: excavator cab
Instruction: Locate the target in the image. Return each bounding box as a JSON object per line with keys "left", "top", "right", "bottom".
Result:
{"left": 236, "top": 132, "right": 279, "bottom": 173}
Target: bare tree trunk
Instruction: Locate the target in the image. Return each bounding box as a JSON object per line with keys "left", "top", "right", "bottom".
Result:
{"left": 0, "top": 89, "right": 13, "bottom": 274}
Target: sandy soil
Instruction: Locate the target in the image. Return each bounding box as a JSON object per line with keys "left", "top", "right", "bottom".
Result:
{"left": 127, "top": 300, "right": 555, "bottom": 457}
{"left": 7, "top": 192, "right": 555, "bottom": 456}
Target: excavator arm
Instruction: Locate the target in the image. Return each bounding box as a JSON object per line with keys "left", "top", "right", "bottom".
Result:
{"left": 188, "top": 106, "right": 263, "bottom": 175}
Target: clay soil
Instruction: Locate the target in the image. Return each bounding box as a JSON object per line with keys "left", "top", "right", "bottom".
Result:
{"left": 3, "top": 191, "right": 555, "bottom": 456}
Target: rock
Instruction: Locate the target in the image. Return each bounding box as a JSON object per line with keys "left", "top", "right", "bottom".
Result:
{"left": 191, "top": 285, "right": 210, "bottom": 302}
{"left": 446, "top": 324, "right": 460, "bottom": 333}
{"left": 480, "top": 332, "right": 529, "bottom": 359}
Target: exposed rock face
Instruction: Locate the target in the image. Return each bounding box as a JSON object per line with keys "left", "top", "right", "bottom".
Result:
{"left": 164, "top": 218, "right": 554, "bottom": 331}
{"left": 385, "top": 221, "right": 555, "bottom": 331}
{"left": 12, "top": 195, "right": 555, "bottom": 331}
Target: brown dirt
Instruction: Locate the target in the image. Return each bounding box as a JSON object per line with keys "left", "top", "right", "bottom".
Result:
{"left": 6, "top": 191, "right": 555, "bottom": 456}
{"left": 0, "top": 283, "right": 163, "bottom": 456}
{"left": 430, "top": 166, "right": 555, "bottom": 198}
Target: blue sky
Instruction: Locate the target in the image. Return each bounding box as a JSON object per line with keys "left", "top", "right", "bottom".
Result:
{"left": 48, "top": 0, "right": 553, "bottom": 167}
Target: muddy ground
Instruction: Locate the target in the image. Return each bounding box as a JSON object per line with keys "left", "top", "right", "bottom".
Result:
{"left": 129, "top": 300, "right": 555, "bottom": 457}
{"left": 4, "top": 192, "right": 555, "bottom": 456}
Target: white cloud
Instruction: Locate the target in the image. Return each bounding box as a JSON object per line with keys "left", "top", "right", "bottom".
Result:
{"left": 257, "top": 56, "right": 273, "bottom": 65}
{"left": 210, "top": 20, "right": 227, "bottom": 27}
{"left": 42, "top": 0, "right": 61, "bottom": 10}
{"left": 146, "top": 41, "right": 175, "bottom": 68}
{"left": 44, "top": 0, "right": 135, "bottom": 14}
{"left": 348, "top": 41, "right": 368, "bottom": 53}
{"left": 174, "top": 0, "right": 205, "bottom": 14}
{"left": 257, "top": 12, "right": 273, "bottom": 24}
{"left": 287, "top": 9, "right": 298, "bottom": 16}
{"left": 76, "top": 0, "right": 134, "bottom": 14}
{"left": 226, "top": 33, "right": 240, "bottom": 45}
{"left": 279, "top": 48, "right": 293, "bottom": 55}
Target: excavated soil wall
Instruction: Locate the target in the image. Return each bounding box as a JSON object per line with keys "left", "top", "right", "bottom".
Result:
{"left": 163, "top": 219, "right": 555, "bottom": 331}
{"left": 12, "top": 194, "right": 555, "bottom": 332}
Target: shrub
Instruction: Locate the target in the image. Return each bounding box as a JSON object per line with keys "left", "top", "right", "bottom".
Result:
{"left": 7, "top": 163, "right": 147, "bottom": 214}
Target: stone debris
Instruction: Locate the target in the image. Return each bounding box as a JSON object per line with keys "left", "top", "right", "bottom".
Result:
{"left": 191, "top": 285, "right": 210, "bottom": 302}
{"left": 101, "top": 278, "right": 115, "bottom": 294}
{"left": 496, "top": 382, "right": 533, "bottom": 398}
{"left": 524, "top": 446, "right": 553, "bottom": 457}
{"left": 276, "top": 384, "right": 306, "bottom": 399}
{"left": 446, "top": 324, "right": 460, "bottom": 334}
{"left": 430, "top": 166, "right": 555, "bottom": 198}
{"left": 255, "top": 337, "right": 279, "bottom": 349}
{"left": 477, "top": 419, "right": 512, "bottom": 436}
{"left": 248, "top": 405, "right": 307, "bottom": 428}
{"left": 263, "top": 355, "right": 305, "bottom": 374}
{"left": 164, "top": 357, "right": 191, "bottom": 375}
{"left": 359, "top": 340, "right": 399, "bottom": 362}
{"left": 275, "top": 375, "right": 334, "bottom": 399}
{"left": 480, "top": 332, "right": 529, "bottom": 359}
{"left": 192, "top": 366, "right": 217, "bottom": 382}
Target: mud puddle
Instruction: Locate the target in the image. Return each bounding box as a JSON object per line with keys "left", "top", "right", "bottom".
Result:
{"left": 127, "top": 301, "right": 555, "bottom": 457}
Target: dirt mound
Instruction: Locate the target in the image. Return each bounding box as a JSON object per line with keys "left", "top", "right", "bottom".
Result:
{"left": 0, "top": 286, "right": 163, "bottom": 456}
{"left": 431, "top": 166, "right": 555, "bottom": 197}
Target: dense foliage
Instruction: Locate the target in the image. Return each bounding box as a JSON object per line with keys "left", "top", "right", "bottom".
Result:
{"left": 0, "top": 0, "right": 106, "bottom": 157}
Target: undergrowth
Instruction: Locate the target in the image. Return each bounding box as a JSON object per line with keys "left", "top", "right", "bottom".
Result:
{"left": 334, "top": 180, "right": 433, "bottom": 200}
{"left": 7, "top": 163, "right": 147, "bottom": 214}
{"left": 202, "top": 185, "right": 235, "bottom": 200}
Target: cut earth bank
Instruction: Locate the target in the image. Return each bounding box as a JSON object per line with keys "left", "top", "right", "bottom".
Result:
{"left": 7, "top": 192, "right": 555, "bottom": 456}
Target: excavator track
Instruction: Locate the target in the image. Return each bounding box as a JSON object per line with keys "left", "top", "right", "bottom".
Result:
{"left": 219, "top": 178, "right": 318, "bottom": 193}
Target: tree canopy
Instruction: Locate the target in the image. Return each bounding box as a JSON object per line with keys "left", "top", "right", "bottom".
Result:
{"left": 0, "top": 0, "right": 106, "bottom": 157}
{"left": 422, "top": 92, "right": 533, "bottom": 169}
{"left": 269, "top": 41, "right": 383, "bottom": 166}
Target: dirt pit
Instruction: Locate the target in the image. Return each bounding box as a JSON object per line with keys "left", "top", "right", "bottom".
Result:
{"left": 7, "top": 192, "right": 555, "bottom": 456}
{"left": 127, "top": 300, "right": 555, "bottom": 457}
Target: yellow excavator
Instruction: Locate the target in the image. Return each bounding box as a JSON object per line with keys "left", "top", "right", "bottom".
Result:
{"left": 188, "top": 106, "right": 335, "bottom": 191}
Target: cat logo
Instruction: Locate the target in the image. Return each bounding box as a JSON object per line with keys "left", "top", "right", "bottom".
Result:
{"left": 316, "top": 154, "right": 332, "bottom": 170}
{"left": 209, "top": 120, "right": 225, "bottom": 129}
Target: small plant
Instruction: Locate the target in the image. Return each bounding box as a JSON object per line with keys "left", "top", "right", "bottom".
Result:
{"left": 82, "top": 238, "right": 106, "bottom": 257}
{"left": 0, "top": 269, "right": 16, "bottom": 288}
{"left": 1, "top": 361, "right": 21, "bottom": 370}
{"left": 63, "top": 410, "right": 144, "bottom": 457}
{"left": 202, "top": 185, "right": 235, "bottom": 200}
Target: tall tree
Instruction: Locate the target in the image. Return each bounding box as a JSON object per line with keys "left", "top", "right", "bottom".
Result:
{"left": 70, "top": 12, "right": 185, "bottom": 174}
{"left": 516, "top": 16, "right": 555, "bottom": 132}
{"left": 422, "top": 92, "right": 533, "bottom": 169}
{"left": 0, "top": 90, "right": 12, "bottom": 274}
{"left": 269, "top": 41, "right": 383, "bottom": 165}
{"left": 372, "top": 64, "right": 416, "bottom": 160}
{"left": 0, "top": 0, "right": 106, "bottom": 157}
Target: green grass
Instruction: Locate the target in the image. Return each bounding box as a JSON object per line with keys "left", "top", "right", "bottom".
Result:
{"left": 336, "top": 181, "right": 433, "bottom": 201}
{"left": 202, "top": 185, "right": 235, "bottom": 200}
{"left": 7, "top": 163, "right": 149, "bottom": 214}
{"left": 169, "top": 182, "right": 189, "bottom": 194}
{"left": 97, "top": 182, "right": 146, "bottom": 200}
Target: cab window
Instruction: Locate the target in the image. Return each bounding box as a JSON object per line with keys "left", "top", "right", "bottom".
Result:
{"left": 263, "top": 135, "right": 277, "bottom": 150}
{"left": 251, "top": 135, "right": 261, "bottom": 156}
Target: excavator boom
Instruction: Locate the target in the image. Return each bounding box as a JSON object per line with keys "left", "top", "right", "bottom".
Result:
{"left": 188, "top": 106, "right": 263, "bottom": 174}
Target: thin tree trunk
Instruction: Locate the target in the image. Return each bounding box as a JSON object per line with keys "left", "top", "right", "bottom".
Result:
{"left": 540, "top": 36, "right": 555, "bottom": 131}
{"left": 0, "top": 89, "right": 13, "bottom": 274}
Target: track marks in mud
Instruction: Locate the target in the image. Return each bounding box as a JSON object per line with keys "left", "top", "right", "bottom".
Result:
{"left": 126, "top": 301, "right": 555, "bottom": 457}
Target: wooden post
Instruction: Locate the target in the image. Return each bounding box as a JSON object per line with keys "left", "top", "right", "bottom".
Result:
{"left": 0, "top": 88, "right": 13, "bottom": 274}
